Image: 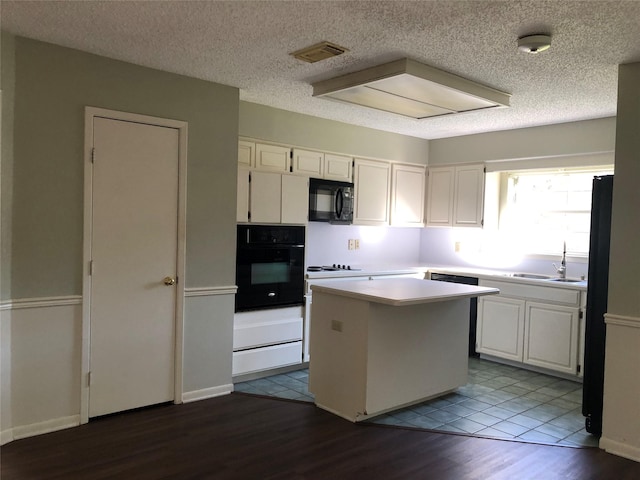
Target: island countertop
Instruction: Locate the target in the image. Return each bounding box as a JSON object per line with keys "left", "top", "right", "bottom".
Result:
{"left": 310, "top": 277, "right": 499, "bottom": 306}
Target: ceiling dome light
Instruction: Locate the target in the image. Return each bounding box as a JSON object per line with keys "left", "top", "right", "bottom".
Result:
{"left": 518, "top": 34, "right": 552, "bottom": 54}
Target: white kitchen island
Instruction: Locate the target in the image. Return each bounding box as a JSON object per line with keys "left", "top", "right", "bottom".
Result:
{"left": 308, "top": 278, "right": 499, "bottom": 422}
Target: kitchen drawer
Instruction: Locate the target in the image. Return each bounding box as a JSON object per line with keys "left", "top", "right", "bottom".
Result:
{"left": 479, "top": 279, "right": 580, "bottom": 306}
{"left": 234, "top": 317, "right": 302, "bottom": 351}
{"left": 232, "top": 341, "right": 302, "bottom": 376}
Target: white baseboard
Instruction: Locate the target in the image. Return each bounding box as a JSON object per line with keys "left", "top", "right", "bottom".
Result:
{"left": 11, "top": 415, "right": 80, "bottom": 441}
{"left": 1, "top": 428, "right": 14, "bottom": 445}
{"left": 182, "top": 384, "right": 233, "bottom": 403}
{"left": 600, "top": 436, "right": 640, "bottom": 463}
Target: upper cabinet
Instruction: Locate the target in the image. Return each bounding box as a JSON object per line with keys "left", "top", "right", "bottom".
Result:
{"left": 390, "top": 163, "right": 426, "bottom": 227}
{"left": 292, "top": 149, "right": 324, "bottom": 177}
{"left": 291, "top": 148, "right": 353, "bottom": 182}
{"left": 353, "top": 158, "right": 391, "bottom": 226}
{"left": 237, "top": 169, "right": 308, "bottom": 225}
{"left": 238, "top": 140, "right": 256, "bottom": 168}
{"left": 323, "top": 153, "right": 353, "bottom": 182}
{"left": 255, "top": 144, "right": 291, "bottom": 173}
{"left": 426, "top": 164, "right": 485, "bottom": 228}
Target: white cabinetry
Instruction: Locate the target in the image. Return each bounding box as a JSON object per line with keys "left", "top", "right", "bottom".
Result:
{"left": 233, "top": 307, "right": 303, "bottom": 376}
{"left": 238, "top": 170, "right": 308, "bottom": 224}
{"left": 291, "top": 149, "right": 353, "bottom": 182}
{"left": 292, "top": 148, "right": 323, "bottom": 177}
{"left": 281, "top": 174, "right": 309, "bottom": 224}
{"left": 390, "top": 163, "right": 426, "bottom": 227}
{"left": 324, "top": 154, "right": 353, "bottom": 182}
{"left": 353, "top": 158, "right": 391, "bottom": 226}
{"left": 477, "top": 279, "right": 582, "bottom": 376}
{"left": 524, "top": 302, "right": 580, "bottom": 375}
{"left": 255, "top": 143, "right": 291, "bottom": 173}
{"left": 477, "top": 295, "right": 525, "bottom": 362}
{"left": 238, "top": 140, "right": 256, "bottom": 167}
{"left": 426, "top": 164, "right": 484, "bottom": 227}
{"left": 425, "top": 166, "right": 454, "bottom": 226}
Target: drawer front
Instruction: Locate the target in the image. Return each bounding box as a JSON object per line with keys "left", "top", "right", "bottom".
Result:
{"left": 232, "top": 341, "right": 302, "bottom": 376}
{"left": 234, "top": 317, "right": 302, "bottom": 350}
{"left": 480, "top": 279, "right": 580, "bottom": 306}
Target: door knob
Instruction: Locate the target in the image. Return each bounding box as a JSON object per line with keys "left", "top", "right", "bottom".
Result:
{"left": 163, "top": 276, "right": 176, "bottom": 286}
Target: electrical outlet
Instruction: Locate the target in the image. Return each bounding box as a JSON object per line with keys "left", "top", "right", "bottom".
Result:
{"left": 348, "top": 239, "right": 355, "bottom": 250}
{"left": 354, "top": 239, "right": 360, "bottom": 250}
{"left": 455, "top": 241, "right": 461, "bottom": 252}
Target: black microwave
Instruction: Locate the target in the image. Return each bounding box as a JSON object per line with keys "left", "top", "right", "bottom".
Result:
{"left": 308, "top": 178, "right": 354, "bottom": 224}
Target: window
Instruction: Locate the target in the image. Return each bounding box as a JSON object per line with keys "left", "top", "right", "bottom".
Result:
{"left": 498, "top": 167, "right": 614, "bottom": 256}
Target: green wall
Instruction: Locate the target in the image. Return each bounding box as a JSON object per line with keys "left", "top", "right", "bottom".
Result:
{"left": 240, "top": 102, "right": 429, "bottom": 164}
{"left": 8, "top": 36, "right": 239, "bottom": 298}
{"left": 1, "top": 32, "right": 15, "bottom": 301}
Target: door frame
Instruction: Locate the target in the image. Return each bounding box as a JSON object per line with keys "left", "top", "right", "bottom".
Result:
{"left": 81, "top": 107, "right": 188, "bottom": 424}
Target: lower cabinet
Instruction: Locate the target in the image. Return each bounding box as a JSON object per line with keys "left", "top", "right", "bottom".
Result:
{"left": 477, "top": 295, "right": 525, "bottom": 362}
{"left": 477, "top": 279, "right": 582, "bottom": 376}
{"left": 232, "top": 306, "right": 303, "bottom": 376}
{"left": 524, "top": 301, "right": 580, "bottom": 375}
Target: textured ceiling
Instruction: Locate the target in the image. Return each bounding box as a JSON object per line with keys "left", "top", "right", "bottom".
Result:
{"left": 2, "top": 1, "right": 640, "bottom": 140}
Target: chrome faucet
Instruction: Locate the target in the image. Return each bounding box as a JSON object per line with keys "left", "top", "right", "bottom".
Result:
{"left": 553, "top": 242, "right": 567, "bottom": 279}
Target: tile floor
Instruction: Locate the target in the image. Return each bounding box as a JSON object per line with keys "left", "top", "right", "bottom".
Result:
{"left": 234, "top": 357, "right": 599, "bottom": 448}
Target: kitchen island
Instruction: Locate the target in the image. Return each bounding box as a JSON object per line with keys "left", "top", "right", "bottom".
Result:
{"left": 308, "top": 278, "right": 499, "bottom": 422}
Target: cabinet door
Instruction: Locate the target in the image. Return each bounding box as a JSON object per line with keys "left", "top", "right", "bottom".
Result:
{"left": 477, "top": 295, "right": 525, "bottom": 362}
{"left": 237, "top": 167, "right": 250, "bottom": 222}
{"left": 250, "top": 171, "right": 282, "bottom": 223}
{"left": 390, "top": 163, "right": 426, "bottom": 227}
{"left": 324, "top": 154, "right": 353, "bottom": 182}
{"left": 255, "top": 144, "right": 291, "bottom": 173}
{"left": 353, "top": 158, "right": 391, "bottom": 226}
{"left": 453, "top": 164, "right": 484, "bottom": 227}
{"left": 281, "top": 174, "right": 309, "bottom": 224}
{"left": 524, "top": 302, "right": 580, "bottom": 375}
{"left": 292, "top": 149, "right": 323, "bottom": 177}
{"left": 425, "top": 166, "right": 454, "bottom": 226}
{"left": 238, "top": 140, "right": 255, "bottom": 167}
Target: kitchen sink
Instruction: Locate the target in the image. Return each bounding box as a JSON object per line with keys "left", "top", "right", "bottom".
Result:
{"left": 511, "top": 273, "right": 553, "bottom": 279}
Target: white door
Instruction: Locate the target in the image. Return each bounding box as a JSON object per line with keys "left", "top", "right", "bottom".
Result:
{"left": 89, "top": 116, "right": 179, "bottom": 417}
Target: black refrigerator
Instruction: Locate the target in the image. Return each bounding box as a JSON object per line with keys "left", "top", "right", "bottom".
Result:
{"left": 582, "top": 174, "right": 614, "bottom": 436}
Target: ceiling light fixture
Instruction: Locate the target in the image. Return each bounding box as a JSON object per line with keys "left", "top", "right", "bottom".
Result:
{"left": 312, "top": 58, "right": 510, "bottom": 120}
{"left": 517, "top": 34, "right": 552, "bottom": 54}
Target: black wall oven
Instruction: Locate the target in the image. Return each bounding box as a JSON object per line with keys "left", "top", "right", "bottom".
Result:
{"left": 235, "top": 225, "right": 305, "bottom": 312}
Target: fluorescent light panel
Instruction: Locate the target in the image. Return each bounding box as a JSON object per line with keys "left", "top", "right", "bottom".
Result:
{"left": 312, "top": 58, "right": 510, "bottom": 119}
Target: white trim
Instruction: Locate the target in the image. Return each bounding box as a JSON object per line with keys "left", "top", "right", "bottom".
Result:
{"left": 182, "top": 384, "right": 234, "bottom": 403}
{"left": 12, "top": 415, "right": 80, "bottom": 441}
{"left": 81, "top": 107, "right": 188, "bottom": 424}
{"left": 1, "top": 428, "right": 14, "bottom": 446}
{"left": 485, "top": 151, "right": 615, "bottom": 172}
{"left": 604, "top": 313, "right": 640, "bottom": 329}
{"left": 600, "top": 436, "right": 640, "bottom": 463}
{"left": 2, "top": 296, "right": 82, "bottom": 310}
{"left": 184, "top": 286, "right": 237, "bottom": 297}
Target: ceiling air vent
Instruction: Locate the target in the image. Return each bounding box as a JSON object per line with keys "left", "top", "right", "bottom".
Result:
{"left": 312, "top": 58, "right": 511, "bottom": 119}
{"left": 291, "top": 41, "right": 348, "bottom": 63}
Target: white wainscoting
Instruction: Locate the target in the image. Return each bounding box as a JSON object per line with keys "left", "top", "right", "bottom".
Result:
{"left": 2, "top": 288, "right": 238, "bottom": 444}
{"left": 182, "top": 286, "right": 236, "bottom": 402}
{"left": 1, "top": 303, "right": 13, "bottom": 445}
{"left": 2, "top": 296, "right": 82, "bottom": 443}
{"left": 601, "top": 313, "right": 640, "bottom": 462}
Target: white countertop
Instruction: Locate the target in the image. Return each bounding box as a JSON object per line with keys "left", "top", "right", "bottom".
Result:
{"left": 310, "top": 278, "right": 499, "bottom": 306}
{"left": 426, "top": 266, "right": 588, "bottom": 290}
{"left": 305, "top": 265, "right": 428, "bottom": 280}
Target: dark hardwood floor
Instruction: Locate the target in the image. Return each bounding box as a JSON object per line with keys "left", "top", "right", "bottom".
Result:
{"left": 2, "top": 393, "right": 639, "bottom": 479}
